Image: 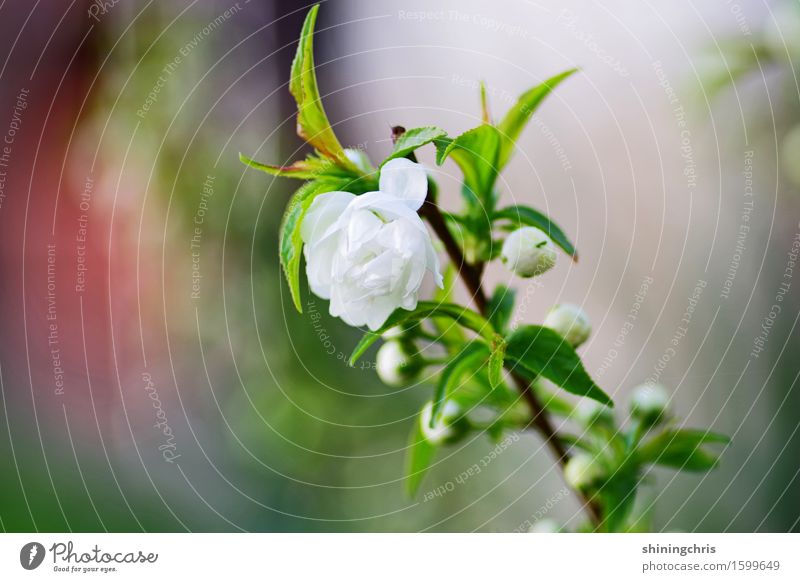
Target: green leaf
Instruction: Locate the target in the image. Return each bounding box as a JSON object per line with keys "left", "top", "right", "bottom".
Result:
{"left": 405, "top": 416, "right": 437, "bottom": 497}
{"left": 505, "top": 325, "right": 613, "bottom": 406}
{"left": 349, "top": 302, "right": 493, "bottom": 366}
{"left": 637, "top": 429, "right": 729, "bottom": 472}
{"left": 600, "top": 471, "right": 639, "bottom": 532}
{"left": 431, "top": 342, "right": 490, "bottom": 427}
{"left": 279, "top": 180, "right": 346, "bottom": 312}
{"left": 240, "top": 152, "right": 347, "bottom": 181}
{"left": 434, "top": 124, "right": 502, "bottom": 205}
{"left": 479, "top": 80, "right": 491, "bottom": 124}
{"left": 496, "top": 69, "right": 577, "bottom": 168}
{"left": 487, "top": 285, "right": 516, "bottom": 334}
{"left": 382, "top": 126, "right": 447, "bottom": 165}
{"left": 289, "top": 5, "right": 358, "bottom": 172}
{"left": 494, "top": 205, "right": 577, "bottom": 260}
{"left": 488, "top": 336, "right": 507, "bottom": 389}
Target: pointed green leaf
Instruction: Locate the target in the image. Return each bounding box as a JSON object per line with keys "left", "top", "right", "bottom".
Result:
{"left": 405, "top": 416, "right": 437, "bottom": 497}
{"left": 431, "top": 342, "right": 490, "bottom": 427}
{"left": 637, "top": 429, "right": 729, "bottom": 472}
{"left": 434, "top": 124, "right": 502, "bottom": 204}
{"left": 382, "top": 126, "right": 447, "bottom": 165}
{"left": 240, "top": 152, "right": 350, "bottom": 180}
{"left": 496, "top": 69, "right": 577, "bottom": 167}
{"left": 290, "top": 5, "right": 358, "bottom": 172}
{"left": 505, "top": 325, "right": 612, "bottom": 406}
{"left": 488, "top": 336, "right": 507, "bottom": 389}
{"left": 494, "top": 205, "right": 577, "bottom": 259}
{"left": 349, "top": 302, "right": 493, "bottom": 366}
{"left": 480, "top": 80, "right": 491, "bottom": 124}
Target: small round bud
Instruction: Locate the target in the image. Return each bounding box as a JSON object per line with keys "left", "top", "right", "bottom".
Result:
{"left": 501, "top": 227, "right": 557, "bottom": 278}
{"left": 630, "top": 383, "right": 671, "bottom": 425}
{"left": 527, "top": 519, "right": 561, "bottom": 533}
{"left": 574, "top": 399, "right": 614, "bottom": 427}
{"left": 419, "top": 400, "right": 468, "bottom": 445}
{"left": 544, "top": 303, "right": 591, "bottom": 347}
{"left": 564, "top": 453, "right": 605, "bottom": 490}
{"left": 781, "top": 124, "right": 800, "bottom": 188}
{"left": 376, "top": 341, "right": 419, "bottom": 387}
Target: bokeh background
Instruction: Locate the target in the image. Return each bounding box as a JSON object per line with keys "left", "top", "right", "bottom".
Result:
{"left": 0, "top": 0, "right": 798, "bottom": 532}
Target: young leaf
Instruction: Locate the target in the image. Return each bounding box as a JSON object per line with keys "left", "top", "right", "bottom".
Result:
{"left": 480, "top": 80, "right": 491, "bottom": 124}
{"left": 496, "top": 69, "right": 577, "bottom": 168}
{"left": 434, "top": 124, "right": 502, "bottom": 205}
{"left": 431, "top": 342, "right": 490, "bottom": 426}
{"left": 290, "top": 5, "right": 358, "bottom": 172}
{"left": 240, "top": 152, "right": 347, "bottom": 181}
{"left": 488, "top": 336, "right": 507, "bottom": 389}
{"left": 487, "top": 285, "right": 516, "bottom": 334}
{"left": 599, "top": 472, "right": 639, "bottom": 533}
{"left": 494, "top": 205, "right": 577, "bottom": 259}
{"left": 382, "top": 126, "right": 447, "bottom": 165}
{"left": 637, "top": 429, "right": 729, "bottom": 472}
{"left": 405, "top": 416, "right": 437, "bottom": 497}
{"left": 349, "top": 302, "right": 493, "bottom": 365}
{"left": 505, "top": 325, "right": 613, "bottom": 406}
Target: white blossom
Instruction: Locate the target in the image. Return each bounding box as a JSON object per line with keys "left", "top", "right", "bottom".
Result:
{"left": 301, "top": 159, "right": 442, "bottom": 330}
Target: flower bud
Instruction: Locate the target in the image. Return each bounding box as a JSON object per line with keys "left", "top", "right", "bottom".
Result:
{"left": 501, "top": 227, "right": 557, "bottom": 278}
{"left": 574, "top": 399, "right": 614, "bottom": 428}
{"left": 376, "top": 341, "right": 420, "bottom": 387}
{"left": 544, "top": 303, "right": 591, "bottom": 347}
{"left": 630, "top": 383, "right": 670, "bottom": 425}
{"left": 419, "top": 400, "right": 468, "bottom": 445}
{"left": 564, "top": 453, "right": 605, "bottom": 490}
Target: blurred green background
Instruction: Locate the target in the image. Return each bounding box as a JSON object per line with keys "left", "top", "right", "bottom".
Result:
{"left": 0, "top": 0, "right": 798, "bottom": 532}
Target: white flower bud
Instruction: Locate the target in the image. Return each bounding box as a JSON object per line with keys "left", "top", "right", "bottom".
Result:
{"left": 544, "top": 303, "right": 591, "bottom": 347}
{"left": 501, "top": 227, "right": 557, "bottom": 278}
{"left": 419, "top": 400, "right": 466, "bottom": 445}
{"left": 630, "top": 383, "right": 670, "bottom": 424}
{"left": 564, "top": 453, "right": 605, "bottom": 490}
{"left": 527, "top": 519, "right": 561, "bottom": 533}
{"left": 574, "top": 399, "right": 613, "bottom": 427}
{"left": 376, "top": 341, "right": 418, "bottom": 387}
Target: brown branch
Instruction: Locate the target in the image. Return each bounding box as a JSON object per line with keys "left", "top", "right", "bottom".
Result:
{"left": 419, "top": 187, "right": 603, "bottom": 528}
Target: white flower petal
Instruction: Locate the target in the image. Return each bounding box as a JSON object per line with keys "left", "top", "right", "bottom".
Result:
{"left": 379, "top": 158, "right": 428, "bottom": 210}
